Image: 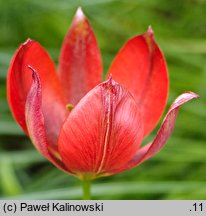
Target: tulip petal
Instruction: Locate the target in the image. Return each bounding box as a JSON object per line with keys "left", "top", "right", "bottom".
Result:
{"left": 58, "top": 77, "right": 144, "bottom": 179}
{"left": 111, "top": 92, "right": 199, "bottom": 174}
{"left": 7, "top": 39, "right": 66, "bottom": 146}
{"left": 107, "top": 27, "right": 168, "bottom": 138}
{"left": 59, "top": 8, "right": 102, "bottom": 105}
{"left": 25, "top": 67, "right": 68, "bottom": 172}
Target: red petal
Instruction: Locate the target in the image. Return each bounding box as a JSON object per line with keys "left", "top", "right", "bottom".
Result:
{"left": 7, "top": 39, "right": 66, "bottom": 146}
{"left": 111, "top": 92, "right": 199, "bottom": 174}
{"left": 59, "top": 8, "right": 102, "bottom": 105}
{"left": 58, "top": 77, "right": 144, "bottom": 178}
{"left": 106, "top": 27, "right": 168, "bottom": 138}
{"left": 25, "top": 68, "right": 68, "bottom": 172}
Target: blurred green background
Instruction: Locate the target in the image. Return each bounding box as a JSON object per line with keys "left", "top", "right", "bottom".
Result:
{"left": 0, "top": 0, "right": 206, "bottom": 199}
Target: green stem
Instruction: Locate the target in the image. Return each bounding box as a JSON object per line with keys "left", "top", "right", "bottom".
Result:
{"left": 82, "top": 179, "right": 91, "bottom": 200}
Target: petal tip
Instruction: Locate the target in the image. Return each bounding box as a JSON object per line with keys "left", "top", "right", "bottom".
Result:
{"left": 27, "top": 65, "right": 40, "bottom": 85}
{"left": 147, "top": 25, "right": 154, "bottom": 38}
{"left": 177, "top": 91, "right": 200, "bottom": 102}
{"left": 28, "top": 65, "right": 35, "bottom": 75}
{"left": 108, "top": 73, "right": 113, "bottom": 81}
{"left": 22, "top": 38, "right": 33, "bottom": 46}
{"left": 185, "top": 91, "right": 200, "bottom": 99}
{"left": 104, "top": 73, "right": 116, "bottom": 87}
{"left": 28, "top": 64, "right": 33, "bottom": 70}
{"left": 75, "top": 7, "right": 85, "bottom": 21}
{"left": 172, "top": 91, "right": 200, "bottom": 110}
{"left": 101, "top": 74, "right": 122, "bottom": 97}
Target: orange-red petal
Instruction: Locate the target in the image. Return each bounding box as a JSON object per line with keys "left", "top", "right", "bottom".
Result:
{"left": 59, "top": 8, "right": 102, "bottom": 106}
{"left": 107, "top": 27, "right": 168, "bottom": 138}
{"left": 7, "top": 39, "right": 66, "bottom": 146}
{"left": 25, "top": 68, "right": 68, "bottom": 172}
{"left": 58, "top": 78, "right": 144, "bottom": 179}
{"left": 111, "top": 92, "right": 199, "bottom": 174}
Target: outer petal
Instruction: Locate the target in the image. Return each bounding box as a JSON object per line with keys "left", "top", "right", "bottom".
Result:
{"left": 59, "top": 8, "right": 102, "bottom": 105}
{"left": 25, "top": 67, "right": 68, "bottom": 173}
{"left": 111, "top": 92, "right": 199, "bottom": 175}
{"left": 58, "top": 77, "right": 144, "bottom": 179}
{"left": 106, "top": 27, "right": 168, "bottom": 138}
{"left": 7, "top": 39, "right": 66, "bottom": 146}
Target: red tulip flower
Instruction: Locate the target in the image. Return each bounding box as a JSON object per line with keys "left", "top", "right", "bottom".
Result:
{"left": 7, "top": 8, "right": 199, "bottom": 182}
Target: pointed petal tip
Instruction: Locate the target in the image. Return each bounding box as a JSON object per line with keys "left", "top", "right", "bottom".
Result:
{"left": 185, "top": 91, "right": 200, "bottom": 99}
{"left": 171, "top": 91, "right": 199, "bottom": 111}
{"left": 28, "top": 65, "right": 34, "bottom": 71}
{"left": 174, "top": 91, "right": 200, "bottom": 104}
{"left": 75, "top": 7, "right": 85, "bottom": 21}
{"left": 27, "top": 65, "right": 36, "bottom": 76}
{"left": 147, "top": 25, "right": 154, "bottom": 38}
{"left": 27, "top": 65, "right": 40, "bottom": 86}
{"left": 22, "top": 38, "right": 33, "bottom": 46}
{"left": 147, "top": 25, "right": 153, "bottom": 33}
{"left": 104, "top": 73, "right": 116, "bottom": 87}
{"left": 101, "top": 74, "right": 122, "bottom": 96}
{"left": 108, "top": 73, "right": 113, "bottom": 81}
